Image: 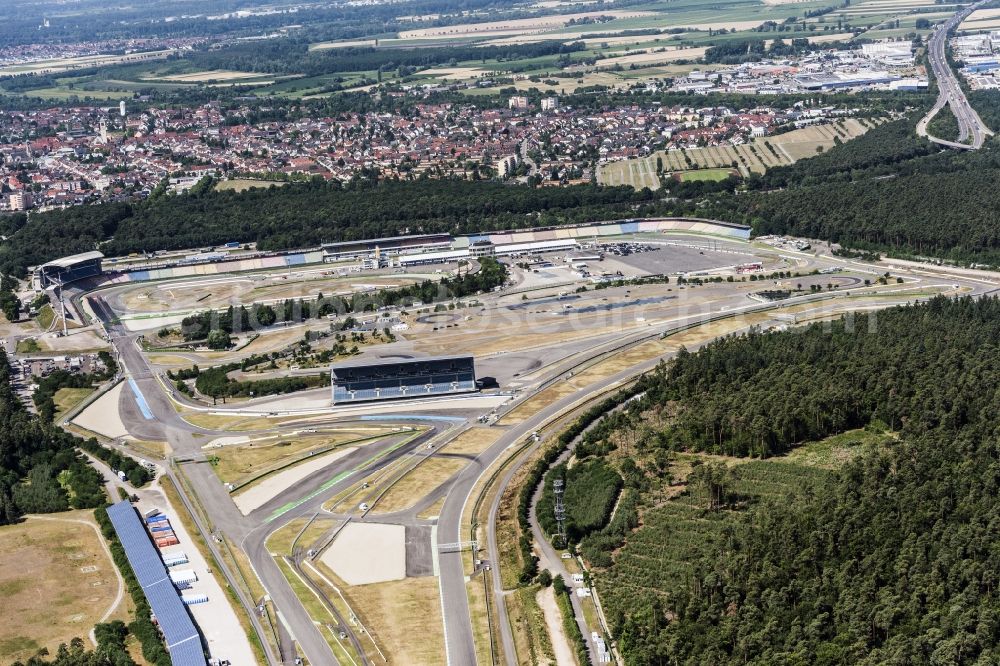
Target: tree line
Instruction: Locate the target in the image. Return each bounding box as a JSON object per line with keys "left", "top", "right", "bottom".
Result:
{"left": 186, "top": 39, "right": 586, "bottom": 77}
{"left": 0, "top": 179, "right": 651, "bottom": 276}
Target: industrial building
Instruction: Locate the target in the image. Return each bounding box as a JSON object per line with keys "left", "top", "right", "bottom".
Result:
{"left": 794, "top": 70, "right": 899, "bottom": 91}
{"left": 31, "top": 250, "right": 104, "bottom": 289}
{"left": 330, "top": 355, "right": 476, "bottom": 404}
{"left": 106, "top": 501, "right": 207, "bottom": 666}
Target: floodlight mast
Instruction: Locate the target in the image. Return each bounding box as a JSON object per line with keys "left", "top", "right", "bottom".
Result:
{"left": 554, "top": 478, "right": 566, "bottom": 539}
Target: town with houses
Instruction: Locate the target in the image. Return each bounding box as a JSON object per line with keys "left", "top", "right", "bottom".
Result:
{"left": 0, "top": 91, "right": 868, "bottom": 211}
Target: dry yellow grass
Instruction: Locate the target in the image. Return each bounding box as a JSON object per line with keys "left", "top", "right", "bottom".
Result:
{"left": 372, "top": 457, "right": 468, "bottom": 514}
{"left": 960, "top": 17, "right": 1000, "bottom": 30}
{"left": 0, "top": 512, "right": 122, "bottom": 664}
{"left": 417, "top": 497, "right": 447, "bottom": 519}
{"left": 123, "top": 438, "right": 170, "bottom": 459}
{"left": 148, "top": 70, "right": 271, "bottom": 82}
{"left": 444, "top": 427, "right": 502, "bottom": 455}
{"left": 211, "top": 429, "right": 389, "bottom": 486}
{"left": 468, "top": 576, "right": 499, "bottom": 666}
{"left": 590, "top": 46, "right": 707, "bottom": 69}
{"left": 501, "top": 381, "right": 580, "bottom": 425}
{"left": 506, "top": 586, "right": 555, "bottom": 664}
{"left": 265, "top": 518, "right": 311, "bottom": 556}
{"left": 310, "top": 39, "right": 379, "bottom": 50}
{"left": 179, "top": 411, "right": 306, "bottom": 431}
{"left": 146, "top": 354, "right": 195, "bottom": 366}
{"left": 215, "top": 179, "right": 288, "bottom": 193}
{"left": 330, "top": 571, "right": 446, "bottom": 666}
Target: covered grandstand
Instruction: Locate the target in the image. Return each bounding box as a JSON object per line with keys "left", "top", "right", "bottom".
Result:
{"left": 322, "top": 234, "right": 453, "bottom": 261}
{"left": 330, "top": 355, "right": 476, "bottom": 404}
{"left": 31, "top": 250, "right": 104, "bottom": 289}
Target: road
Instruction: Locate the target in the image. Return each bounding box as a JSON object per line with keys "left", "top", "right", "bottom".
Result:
{"left": 80, "top": 242, "right": 1000, "bottom": 666}
{"left": 93, "top": 284, "right": 477, "bottom": 666}
{"left": 88, "top": 294, "right": 343, "bottom": 666}
{"left": 917, "top": 0, "right": 993, "bottom": 149}
{"left": 519, "top": 139, "right": 539, "bottom": 180}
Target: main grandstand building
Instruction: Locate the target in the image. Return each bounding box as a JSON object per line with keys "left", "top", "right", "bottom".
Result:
{"left": 31, "top": 250, "right": 104, "bottom": 289}
{"left": 330, "top": 355, "right": 476, "bottom": 404}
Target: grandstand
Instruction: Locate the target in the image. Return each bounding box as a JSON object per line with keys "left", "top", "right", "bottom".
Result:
{"left": 31, "top": 250, "right": 104, "bottom": 289}
{"left": 330, "top": 355, "right": 476, "bottom": 404}
{"left": 322, "top": 234, "right": 453, "bottom": 261}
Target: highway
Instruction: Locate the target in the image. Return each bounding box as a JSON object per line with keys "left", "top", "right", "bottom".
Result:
{"left": 917, "top": 0, "right": 993, "bottom": 149}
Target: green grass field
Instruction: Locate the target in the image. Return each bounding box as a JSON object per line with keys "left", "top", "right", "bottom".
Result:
{"left": 678, "top": 168, "right": 734, "bottom": 182}
{"left": 35, "top": 304, "right": 54, "bottom": 330}
{"left": 215, "top": 179, "right": 289, "bottom": 193}
{"left": 52, "top": 388, "right": 94, "bottom": 421}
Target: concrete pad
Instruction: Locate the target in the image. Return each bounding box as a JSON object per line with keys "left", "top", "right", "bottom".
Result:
{"left": 321, "top": 522, "right": 406, "bottom": 585}
{"left": 231, "top": 446, "right": 356, "bottom": 515}
{"left": 71, "top": 382, "right": 128, "bottom": 439}
{"left": 405, "top": 525, "right": 434, "bottom": 578}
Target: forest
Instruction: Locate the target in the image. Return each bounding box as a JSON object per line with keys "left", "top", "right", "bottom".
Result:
{"left": 185, "top": 39, "right": 587, "bottom": 77}
{"left": 537, "top": 458, "right": 622, "bottom": 543}
{"left": 0, "top": 349, "right": 106, "bottom": 524}
{"left": 572, "top": 296, "right": 1000, "bottom": 664}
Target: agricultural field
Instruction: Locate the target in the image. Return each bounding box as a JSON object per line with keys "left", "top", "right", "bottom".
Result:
{"left": 598, "top": 118, "right": 878, "bottom": 188}
{"left": 0, "top": 0, "right": 944, "bottom": 102}
{"left": 0, "top": 50, "right": 172, "bottom": 76}
{"left": 960, "top": 7, "right": 1000, "bottom": 31}
{"left": 145, "top": 70, "right": 282, "bottom": 84}
{"left": 0, "top": 512, "right": 123, "bottom": 664}
{"left": 677, "top": 167, "right": 737, "bottom": 182}
{"left": 215, "top": 179, "right": 289, "bottom": 193}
